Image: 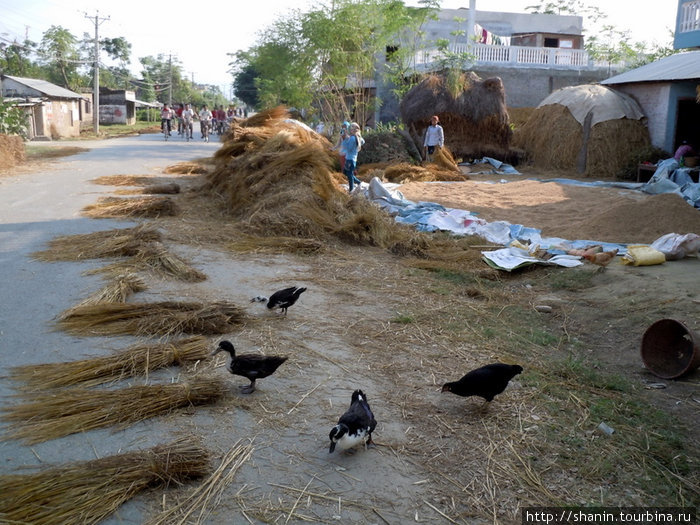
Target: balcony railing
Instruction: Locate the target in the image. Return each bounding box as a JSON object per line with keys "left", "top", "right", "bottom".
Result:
{"left": 414, "top": 42, "right": 591, "bottom": 69}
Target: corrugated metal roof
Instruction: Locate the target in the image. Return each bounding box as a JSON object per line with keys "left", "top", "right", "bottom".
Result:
{"left": 601, "top": 50, "right": 700, "bottom": 85}
{"left": 2, "top": 75, "right": 84, "bottom": 99}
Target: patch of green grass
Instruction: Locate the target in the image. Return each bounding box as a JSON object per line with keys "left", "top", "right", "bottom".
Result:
{"left": 548, "top": 268, "right": 594, "bottom": 291}
{"left": 390, "top": 313, "right": 414, "bottom": 324}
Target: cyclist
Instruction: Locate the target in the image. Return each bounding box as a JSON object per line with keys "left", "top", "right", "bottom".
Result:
{"left": 175, "top": 103, "right": 184, "bottom": 135}
{"left": 198, "top": 104, "right": 213, "bottom": 142}
{"left": 160, "top": 104, "right": 174, "bottom": 137}
{"left": 181, "top": 103, "right": 196, "bottom": 140}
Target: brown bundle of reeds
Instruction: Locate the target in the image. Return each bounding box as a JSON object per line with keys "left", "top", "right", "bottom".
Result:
{"left": 10, "top": 336, "right": 210, "bottom": 389}
{"left": 132, "top": 242, "right": 207, "bottom": 282}
{"left": 0, "top": 437, "right": 210, "bottom": 525}
{"left": 383, "top": 162, "right": 466, "bottom": 183}
{"left": 142, "top": 182, "right": 181, "bottom": 194}
{"left": 431, "top": 145, "right": 460, "bottom": 171}
{"left": 2, "top": 377, "right": 228, "bottom": 443}
{"left": 146, "top": 439, "right": 254, "bottom": 525}
{"left": 66, "top": 273, "right": 145, "bottom": 309}
{"left": 240, "top": 105, "right": 290, "bottom": 128}
{"left": 163, "top": 162, "right": 209, "bottom": 175}
{"left": 82, "top": 196, "right": 178, "bottom": 218}
{"left": 32, "top": 224, "right": 161, "bottom": 261}
{"left": 56, "top": 301, "right": 245, "bottom": 336}
{"left": 90, "top": 174, "right": 155, "bottom": 186}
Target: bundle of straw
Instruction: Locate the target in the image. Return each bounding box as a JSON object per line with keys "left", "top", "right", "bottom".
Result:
{"left": 142, "top": 182, "right": 181, "bottom": 194}
{"left": 0, "top": 437, "right": 210, "bottom": 525}
{"left": 56, "top": 301, "right": 245, "bottom": 336}
{"left": 63, "top": 273, "right": 146, "bottom": 312}
{"left": 90, "top": 174, "right": 155, "bottom": 186}
{"left": 10, "top": 336, "right": 210, "bottom": 389}
{"left": 147, "top": 439, "right": 254, "bottom": 525}
{"left": 2, "top": 377, "right": 228, "bottom": 443}
{"left": 32, "top": 224, "right": 161, "bottom": 261}
{"left": 132, "top": 243, "right": 207, "bottom": 282}
{"left": 163, "top": 162, "right": 209, "bottom": 175}
{"left": 82, "top": 196, "right": 178, "bottom": 219}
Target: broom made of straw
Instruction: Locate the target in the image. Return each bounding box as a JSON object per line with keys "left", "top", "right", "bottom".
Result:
{"left": 56, "top": 301, "right": 245, "bottom": 337}
{"left": 32, "top": 224, "right": 162, "bottom": 261}
{"left": 1, "top": 377, "right": 228, "bottom": 444}
{"left": 0, "top": 437, "right": 210, "bottom": 525}
{"left": 147, "top": 439, "right": 255, "bottom": 525}
{"left": 9, "top": 336, "right": 211, "bottom": 390}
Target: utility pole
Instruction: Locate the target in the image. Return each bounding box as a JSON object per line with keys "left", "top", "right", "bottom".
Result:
{"left": 168, "top": 54, "right": 173, "bottom": 106}
{"left": 84, "top": 10, "right": 110, "bottom": 135}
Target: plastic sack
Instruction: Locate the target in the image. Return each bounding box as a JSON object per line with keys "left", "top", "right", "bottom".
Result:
{"left": 621, "top": 245, "right": 666, "bottom": 266}
{"left": 650, "top": 233, "right": 700, "bottom": 260}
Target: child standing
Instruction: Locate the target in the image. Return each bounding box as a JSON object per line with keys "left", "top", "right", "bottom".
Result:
{"left": 340, "top": 122, "right": 364, "bottom": 193}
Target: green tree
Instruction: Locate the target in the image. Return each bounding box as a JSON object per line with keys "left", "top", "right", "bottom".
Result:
{"left": 232, "top": 62, "right": 260, "bottom": 108}
{"left": 0, "top": 39, "right": 40, "bottom": 77}
{"left": 0, "top": 97, "right": 29, "bottom": 138}
{"left": 37, "top": 26, "right": 85, "bottom": 89}
{"left": 233, "top": 0, "right": 436, "bottom": 126}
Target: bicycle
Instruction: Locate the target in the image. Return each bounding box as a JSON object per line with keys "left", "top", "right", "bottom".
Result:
{"left": 161, "top": 119, "right": 171, "bottom": 141}
{"left": 200, "top": 120, "right": 211, "bottom": 143}
{"left": 183, "top": 119, "right": 193, "bottom": 141}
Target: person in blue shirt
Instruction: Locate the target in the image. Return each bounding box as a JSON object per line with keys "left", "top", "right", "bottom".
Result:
{"left": 340, "top": 122, "right": 364, "bottom": 193}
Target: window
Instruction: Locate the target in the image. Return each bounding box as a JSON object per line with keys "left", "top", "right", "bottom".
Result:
{"left": 544, "top": 37, "right": 558, "bottom": 48}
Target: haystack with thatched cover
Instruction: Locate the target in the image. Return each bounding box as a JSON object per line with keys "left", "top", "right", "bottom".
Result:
{"left": 513, "top": 84, "right": 650, "bottom": 178}
{"left": 400, "top": 71, "right": 512, "bottom": 161}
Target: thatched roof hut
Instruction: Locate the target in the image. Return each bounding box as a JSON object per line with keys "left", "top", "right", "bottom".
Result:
{"left": 513, "top": 84, "right": 651, "bottom": 178}
{"left": 400, "top": 71, "right": 512, "bottom": 161}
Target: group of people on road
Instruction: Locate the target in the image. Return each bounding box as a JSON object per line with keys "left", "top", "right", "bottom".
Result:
{"left": 160, "top": 103, "right": 240, "bottom": 140}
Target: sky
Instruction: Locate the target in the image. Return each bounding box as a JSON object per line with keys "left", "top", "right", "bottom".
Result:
{"left": 0, "top": 0, "right": 679, "bottom": 96}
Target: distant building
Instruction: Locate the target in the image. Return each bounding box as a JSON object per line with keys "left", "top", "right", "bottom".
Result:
{"left": 99, "top": 88, "right": 136, "bottom": 125}
{"left": 600, "top": 1, "right": 700, "bottom": 154}
{"left": 0, "top": 75, "right": 90, "bottom": 140}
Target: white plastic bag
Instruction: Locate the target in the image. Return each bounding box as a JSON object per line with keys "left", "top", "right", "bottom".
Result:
{"left": 650, "top": 233, "right": 700, "bottom": 260}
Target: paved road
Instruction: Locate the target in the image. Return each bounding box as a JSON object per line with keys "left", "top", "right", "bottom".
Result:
{"left": 0, "top": 133, "right": 219, "bottom": 522}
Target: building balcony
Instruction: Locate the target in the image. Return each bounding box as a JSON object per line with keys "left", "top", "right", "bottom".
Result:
{"left": 413, "top": 42, "right": 596, "bottom": 70}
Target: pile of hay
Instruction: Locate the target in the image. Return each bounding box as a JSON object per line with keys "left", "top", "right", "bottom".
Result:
{"left": 357, "top": 130, "right": 419, "bottom": 165}
{"left": 378, "top": 162, "right": 468, "bottom": 183}
{"left": 10, "top": 336, "right": 211, "bottom": 389}
{"left": 2, "top": 377, "right": 228, "bottom": 443}
{"left": 0, "top": 437, "right": 210, "bottom": 524}
{"left": 82, "top": 196, "right": 178, "bottom": 218}
{"left": 203, "top": 107, "right": 430, "bottom": 253}
{"left": 513, "top": 85, "right": 651, "bottom": 178}
{"left": 32, "top": 225, "right": 161, "bottom": 261}
{"left": 56, "top": 301, "right": 245, "bottom": 336}
{"left": 0, "top": 133, "right": 25, "bottom": 169}
{"left": 400, "top": 71, "right": 512, "bottom": 160}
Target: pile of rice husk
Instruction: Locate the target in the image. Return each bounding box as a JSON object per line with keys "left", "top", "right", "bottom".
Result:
{"left": 400, "top": 71, "right": 512, "bottom": 160}
{"left": 82, "top": 196, "right": 178, "bottom": 218}
{"left": 56, "top": 301, "right": 245, "bottom": 336}
{"left": 1, "top": 377, "right": 227, "bottom": 443}
{"left": 513, "top": 97, "right": 651, "bottom": 179}
{"left": 0, "top": 437, "right": 210, "bottom": 524}
{"left": 163, "top": 161, "right": 210, "bottom": 175}
{"left": 0, "top": 133, "right": 26, "bottom": 169}
{"left": 10, "top": 336, "right": 211, "bottom": 389}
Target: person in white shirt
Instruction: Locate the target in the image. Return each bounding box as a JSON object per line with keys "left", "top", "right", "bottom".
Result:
{"left": 423, "top": 115, "right": 444, "bottom": 162}
{"left": 198, "top": 105, "right": 213, "bottom": 141}
{"left": 181, "top": 104, "right": 196, "bottom": 138}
